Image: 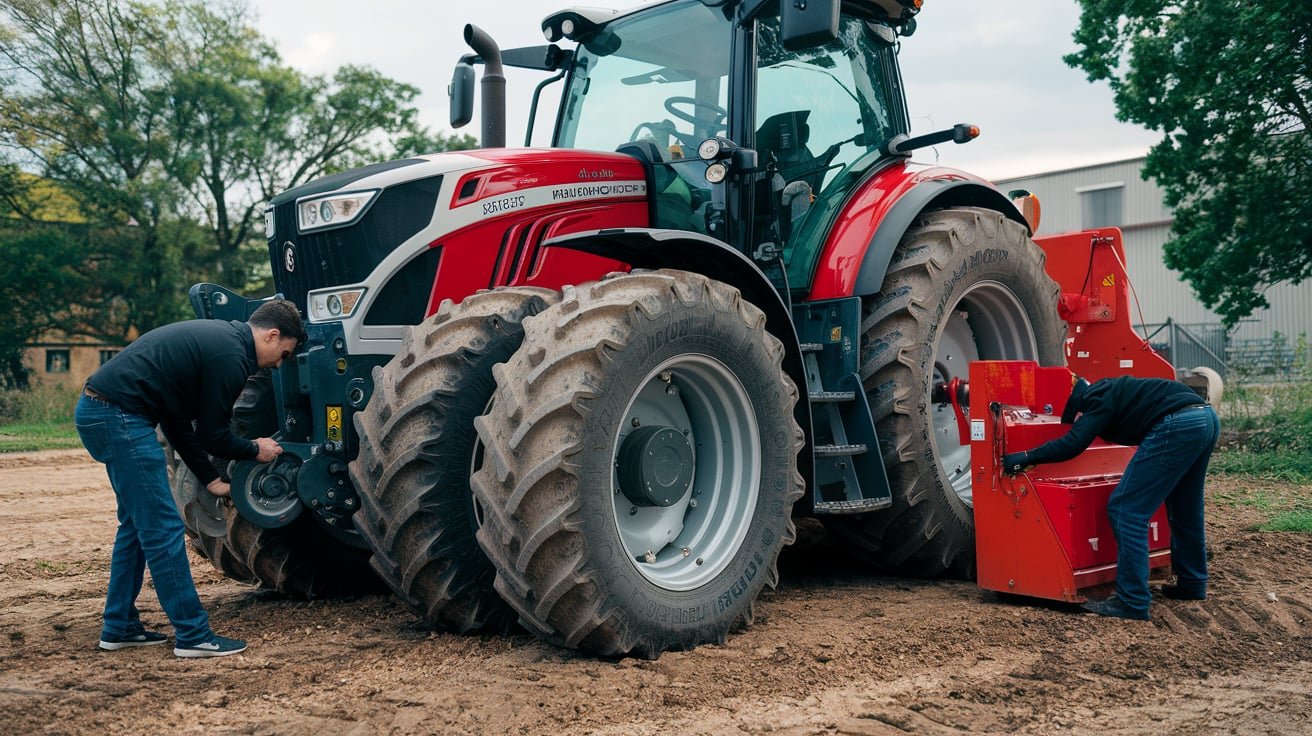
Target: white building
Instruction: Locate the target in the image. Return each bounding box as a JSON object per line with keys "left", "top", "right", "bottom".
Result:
{"left": 997, "top": 157, "right": 1312, "bottom": 374}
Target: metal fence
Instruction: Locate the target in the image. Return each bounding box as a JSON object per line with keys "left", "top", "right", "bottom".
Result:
{"left": 1136, "top": 320, "right": 1310, "bottom": 383}
{"left": 1137, "top": 320, "right": 1230, "bottom": 377}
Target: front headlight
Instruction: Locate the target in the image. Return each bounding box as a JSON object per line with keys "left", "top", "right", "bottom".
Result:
{"left": 297, "top": 190, "right": 379, "bottom": 233}
{"left": 308, "top": 288, "right": 365, "bottom": 322}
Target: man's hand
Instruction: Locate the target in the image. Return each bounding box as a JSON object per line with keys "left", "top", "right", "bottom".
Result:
{"left": 254, "top": 436, "right": 283, "bottom": 463}
{"left": 1001, "top": 451, "right": 1032, "bottom": 476}
{"left": 207, "top": 479, "right": 231, "bottom": 497}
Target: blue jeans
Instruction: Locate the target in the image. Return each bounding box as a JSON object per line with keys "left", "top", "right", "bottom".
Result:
{"left": 1107, "top": 404, "right": 1219, "bottom": 613}
{"left": 75, "top": 395, "right": 212, "bottom": 646}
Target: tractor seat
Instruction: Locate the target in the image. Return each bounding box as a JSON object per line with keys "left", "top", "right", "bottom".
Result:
{"left": 755, "top": 110, "right": 822, "bottom": 191}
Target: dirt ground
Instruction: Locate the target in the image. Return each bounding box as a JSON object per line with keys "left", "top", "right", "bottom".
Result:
{"left": 1, "top": 449, "right": 1309, "bottom": 735}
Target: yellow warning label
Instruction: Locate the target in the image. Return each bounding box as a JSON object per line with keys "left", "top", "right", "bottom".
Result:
{"left": 1101, "top": 274, "right": 1115, "bottom": 287}
{"left": 830, "top": 326, "right": 842, "bottom": 342}
{"left": 327, "top": 406, "right": 342, "bottom": 441}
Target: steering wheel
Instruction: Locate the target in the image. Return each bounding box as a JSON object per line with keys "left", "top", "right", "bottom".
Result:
{"left": 661, "top": 96, "right": 734, "bottom": 147}
{"left": 666, "top": 96, "right": 729, "bottom": 130}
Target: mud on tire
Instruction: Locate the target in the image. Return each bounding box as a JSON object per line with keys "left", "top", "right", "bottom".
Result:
{"left": 349, "top": 288, "right": 558, "bottom": 632}
{"left": 824, "top": 207, "right": 1064, "bottom": 577}
{"left": 472, "top": 270, "right": 805, "bottom": 658}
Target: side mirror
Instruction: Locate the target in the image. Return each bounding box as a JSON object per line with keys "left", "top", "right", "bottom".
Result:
{"left": 449, "top": 60, "right": 475, "bottom": 128}
{"left": 780, "top": 0, "right": 839, "bottom": 51}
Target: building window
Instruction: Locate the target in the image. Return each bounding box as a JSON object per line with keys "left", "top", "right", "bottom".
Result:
{"left": 99, "top": 349, "right": 119, "bottom": 365}
{"left": 1079, "top": 183, "right": 1124, "bottom": 229}
{"left": 46, "top": 349, "right": 70, "bottom": 373}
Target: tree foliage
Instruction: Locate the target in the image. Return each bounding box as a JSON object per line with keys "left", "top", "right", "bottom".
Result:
{"left": 0, "top": 224, "right": 88, "bottom": 388}
{"left": 0, "top": 0, "right": 473, "bottom": 342}
{"left": 1066, "top": 0, "right": 1312, "bottom": 325}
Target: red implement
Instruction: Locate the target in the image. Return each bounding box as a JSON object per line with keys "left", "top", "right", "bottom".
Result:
{"left": 969, "top": 361, "right": 1172, "bottom": 602}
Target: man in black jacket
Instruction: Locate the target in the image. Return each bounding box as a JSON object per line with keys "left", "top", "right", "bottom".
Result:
{"left": 75, "top": 300, "right": 304, "bottom": 657}
{"left": 1002, "top": 374, "right": 1219, "bottom": 620}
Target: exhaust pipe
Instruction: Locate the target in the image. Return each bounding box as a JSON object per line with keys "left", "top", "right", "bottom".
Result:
{"left": 464, "top": 24, "right": 506, "bottom": 148}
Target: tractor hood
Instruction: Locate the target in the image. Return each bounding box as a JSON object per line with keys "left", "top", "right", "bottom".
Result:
{"left": 264, "top": 147, "right": 649, "bottom": 355}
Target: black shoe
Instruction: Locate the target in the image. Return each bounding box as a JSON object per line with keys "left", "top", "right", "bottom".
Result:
{"left": 174, "top": 634, "right": 247, "bottom": 658}
{"left": 1160, "top": 584, "right": 1206, "bottom": 600}
{"left": 98, "top": 630, "right": 169, "bottom": 651}
{"left": 1081, "top": 596, "right": 1150, "bottom": 621}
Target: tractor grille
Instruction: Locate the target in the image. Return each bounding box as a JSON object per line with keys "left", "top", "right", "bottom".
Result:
{"left": 268, "top": 175, "right": 443, "bottom": 310}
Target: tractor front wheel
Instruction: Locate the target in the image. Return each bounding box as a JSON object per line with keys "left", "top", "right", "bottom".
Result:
{"left": 350, "top": 287, "right": 558, "bottom": 632}
{"left": 472, "top": 270, "right": 804, "bottom": 658}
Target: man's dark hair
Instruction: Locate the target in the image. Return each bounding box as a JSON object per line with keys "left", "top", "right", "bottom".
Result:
{"left": 249, "top": 299, "right": 306, "bottom": 343}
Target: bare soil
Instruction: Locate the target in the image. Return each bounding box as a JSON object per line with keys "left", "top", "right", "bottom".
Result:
{"left": 2, "top": 449, "right": 1310, "bottom": 735}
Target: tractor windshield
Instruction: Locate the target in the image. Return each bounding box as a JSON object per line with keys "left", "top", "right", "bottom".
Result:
{"left": 555, "top": 1, "right": 730, "bottom": 234}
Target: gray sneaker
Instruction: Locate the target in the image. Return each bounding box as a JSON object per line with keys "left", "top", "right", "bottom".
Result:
{"left": 174, "top": 634, "right": 247, "bottom": 658}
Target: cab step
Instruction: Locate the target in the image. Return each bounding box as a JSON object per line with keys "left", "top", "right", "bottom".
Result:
{"left": 814, "top": 443, "right": 868, "bottom": 457}
{"left": 813, "top": 498, "right": 894, "bottom": 514}
{"left": 809, "top": 391, "right": 856, "bottom": 403}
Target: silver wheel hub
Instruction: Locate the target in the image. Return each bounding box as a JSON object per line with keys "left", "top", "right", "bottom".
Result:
{"left": 611, "top": 354, "right": 760, "bottom": 591}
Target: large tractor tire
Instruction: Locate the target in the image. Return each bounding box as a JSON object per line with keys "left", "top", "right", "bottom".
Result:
{"left": 472, "top": 271, "right": 805, "bottom": 658}
{"left": 349, "top": 288, "right": 558, "bottom": 632}
{"left": 825, "top": 207, "right": 1065, "bottom": 577}
{"left": 171, "top": 370, "right": 379, "bottom": 597}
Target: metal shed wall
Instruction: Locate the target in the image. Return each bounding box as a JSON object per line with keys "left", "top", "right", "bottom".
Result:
{"left": 997, "top": 158, "right": 1312, "bottom": 344}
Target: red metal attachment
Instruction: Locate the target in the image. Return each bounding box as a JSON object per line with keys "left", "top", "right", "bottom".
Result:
{"left": 1034, "top": 229, "right": 1175, "bottom": 383}
{"left": 970, "top": 360, "right": 1171, "bottom": 602}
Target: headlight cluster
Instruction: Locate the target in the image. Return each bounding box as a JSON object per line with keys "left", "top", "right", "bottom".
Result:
{"left": 297, "top": 190, "right": 379, "bottom": 233}
{"left": 308, "top": 288, "right": 365, "bottom": 322}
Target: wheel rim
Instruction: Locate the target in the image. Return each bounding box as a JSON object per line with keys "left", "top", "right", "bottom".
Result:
{"left": 611, "top": 354, "right": 760, "bottom": 591}
{"left": 931, "top": 281, "right": 1038, "bottom": 508}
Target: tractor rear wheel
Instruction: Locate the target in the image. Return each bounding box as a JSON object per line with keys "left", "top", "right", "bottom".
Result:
{"left": 349, "top": 287, "right": 558, "bottom": 632}
{"left": 825, "top": 207, "right": 1064, "bottom": 577}
{"left": 472, "top": 271, "right": 804, "bottom": 658}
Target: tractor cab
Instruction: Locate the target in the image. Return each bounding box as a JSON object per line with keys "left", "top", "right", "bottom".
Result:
{"left": 467, "top": 0, "right": 919, "bottom": 294}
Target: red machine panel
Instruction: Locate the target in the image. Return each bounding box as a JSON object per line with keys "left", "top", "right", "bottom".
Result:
{"left": 970, "top": 360, "right": 1171, "bottom": 602}
{"left": 1035, "top": 229, "right": 1175, "bottom": 382}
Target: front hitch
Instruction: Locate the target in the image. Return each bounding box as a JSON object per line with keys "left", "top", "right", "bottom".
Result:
{"left": 188, "top": 283, "right": 273, "bottom": 322}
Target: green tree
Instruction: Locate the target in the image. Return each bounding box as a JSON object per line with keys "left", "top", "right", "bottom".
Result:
{"left": 0, "top": 224, "right": 88, "bottom": 388}
{"left": 1066, "top": 0, "right": 1312, "bottom": 326}
{"left": 1, "top": 0, "right": 476, "bottom": 338}
{"left": 150, "top": 1, "right": 461, "bottom": 286}
{"left": 1, "top": 0, "right": 188, "bottom": 338}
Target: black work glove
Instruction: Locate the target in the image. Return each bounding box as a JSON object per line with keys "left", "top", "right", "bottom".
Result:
{"left": 1001, "top": 451, "right": 1030, "bottom": 476}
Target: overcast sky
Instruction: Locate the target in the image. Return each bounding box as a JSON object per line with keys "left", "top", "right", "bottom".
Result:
{"left": 248, "top": 0, "right": 1159, "bottom": 181}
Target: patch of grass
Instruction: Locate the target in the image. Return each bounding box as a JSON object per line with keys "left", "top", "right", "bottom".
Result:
{"left": 34, "top": 559, "right": 69, "bottom": 573}
{"left": 0, "top": 382, "right": 80, "bottom": 453}
{"left": 1210, "top": 448, "right": 1312, "bottom": 484}
{"left": 0, "top": 420, "right": 81, "bottom": 453}
{"left": 1260, "top": 509, "right": 1312, "bottom": 533}
{"left": 0, "top": 382, "right": 77, "bottom": 424}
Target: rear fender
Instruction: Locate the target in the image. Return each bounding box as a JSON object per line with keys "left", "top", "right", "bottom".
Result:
{"left": 546, "top": 228, "right": 814, "bottom": 498}
{"left": 806, "top": 165, "right": 1029, "bottom": 300}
